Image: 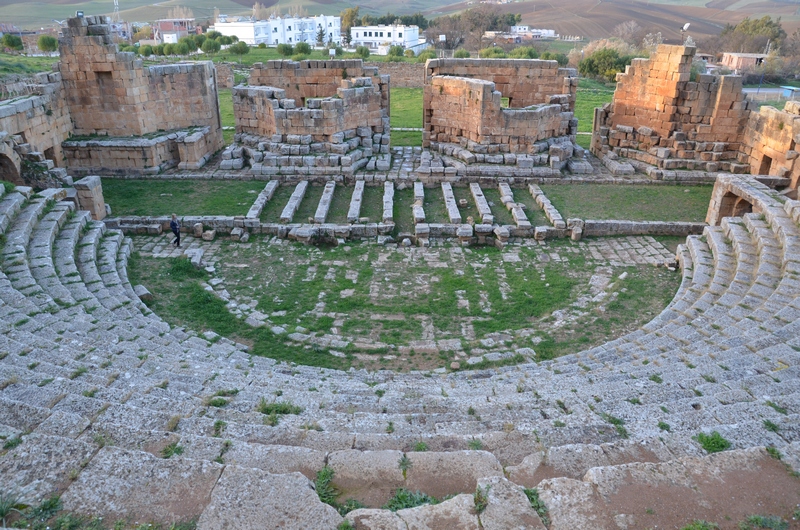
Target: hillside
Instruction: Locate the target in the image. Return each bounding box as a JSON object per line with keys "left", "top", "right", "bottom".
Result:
{"left": 2, "top": 0, "right": 800, "bottom": 44}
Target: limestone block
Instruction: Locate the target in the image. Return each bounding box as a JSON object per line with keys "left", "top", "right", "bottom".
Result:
{"left": 193, "top": 222, "right": 203, "bottom": 237}
{"left": 405, "top": 450, "right": 503, "bottom": 499}
{"left": 134, "top": 284, "right": 153, "bottom": 302}
{"left": 478, "top": 476, "right": 547, "bottom": 530}
{"left": 73, "top": 175, "right": 106, "bottom": 220}
{"left": 202, "top": 229, "right": 216, "bottom": 241}
{"left": 196, "top": 466, "right": 342, "bottom": 529}
{"left": 396, "top": 494, "right": 479, "bottom": 529}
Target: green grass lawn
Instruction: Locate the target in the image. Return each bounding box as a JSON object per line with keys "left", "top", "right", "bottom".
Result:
{"left": 574, "top": 78, "right": 615, "bottom": 133}
{"left": 103, "top": 179, "right": 265, "bottom": 216}
{"left": 0, "top": 53, "right": 57, "bottom": 78}
{"left": 540, "top": 184, "right": 713, "bottom": 222}
{"left": 390, "top": 87, "right": 423, "bottom": 147}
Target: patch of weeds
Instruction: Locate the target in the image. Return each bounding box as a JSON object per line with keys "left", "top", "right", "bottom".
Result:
{"left": 2, "top": 436, "right": 22, "bottom": 450}
{"left": 26, "top": 495, "right": 62, "bottom": 522}
{"left": 766, "top": 401, "right": 788, "bottom": 415}
{"left": 207, "top": 397, "right": 229, "bottom": 408}
{"left": 166, "top": 415, "right": 181, "bottom": 432}
{"left": 27, "top": 362, "right": 39, "bottom": 370}
{"left": 765, "top": 447, "right": 782, "bottom": 460}
{"left": 702, "top": 374, "right": 717, "bottom": 383}
{"left": 386, "top": 421, "right": 395, "bottom": 434}
{"left": 256, "top": 398, "right": 303, "bottom": 415}
{"left": 375, "top": 389, "right": 385, "bottom": 398}
{"left": 658, "top": 421, "right": 671, "bottom": 432}
{"left": 681, "top": 522, "right": 718, "bottom": 530}
{"left": 337, "top": 521, "right": 355, "bottom": 530}
{"left": 763, "top": 419, "right": 779, "bottom": 432}
{"left": 523, "top": 488, "right": 550, "bottom": 526}
{"left": 213, "top": 420, "right": 227, "bottom": 437}
{"left": 600, "top": 413, "right": 628, "bottom": 439}
{"left": 383, "top": 489, "right": 438, "bottom": 511}
{"left": 473, "top": 485, "right": 490, "bottom": 513}
{"left": 82, "top": 388, "right": 98, "bottom": 398}
{"left": 693, "top": 431, "right": 731, "bottom": 453}
{"left": 413, "top": 441, "right": 428, "bottom": 452}
{"left": 660, "top": 406, "right": 670, "bottom": 413}
{"left": 69, "top": 366, "right": 88, "bottom": 379}
{"left": 265, "top": 412, "right": 279, "bottom": 426}
{"left": 213, "top": 388, "right": 240, "bottom": 397}
{"left": 468, "top": 438, "right": 483, "bottom": 450}
{"left": 628, "top": 397, "right": 641, "bottom": 405}
{"left": 161, "top": 441, "right": 184, "bottom": 459}
{"left": 553, "top": 420, "right": 566, "bottom": 427}
{"left": 314, "top": 466, "right": 364, "bottom": 517}
{"left": 649, "top": 373, "right": 663, "bottom": 384}
{"left": 37, "top": 378, "right": 54, "bottom": 387}
{"left": 398, "top": 454, "right": 412, "bottom": 479}
{"left": 738, "top": 515, "right": 788, "bottom": 530}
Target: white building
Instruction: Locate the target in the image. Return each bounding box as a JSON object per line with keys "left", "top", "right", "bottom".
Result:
{"left": 350, "top": 24, "right": 428, "bottom": 55}
{"left": 213, "top": 15, "right": 341, "bottom": 46}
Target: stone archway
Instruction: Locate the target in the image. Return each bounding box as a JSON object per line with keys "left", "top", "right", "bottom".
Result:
{"left": 0, "top": 143, "right": 22, "bottom": 185}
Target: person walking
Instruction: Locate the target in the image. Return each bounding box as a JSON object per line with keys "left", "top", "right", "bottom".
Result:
{"left": 170, "top": 213, "right": 181, "bottom": 248}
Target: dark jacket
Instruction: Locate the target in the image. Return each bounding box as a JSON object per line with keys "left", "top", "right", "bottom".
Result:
{"left": 170, "top": 219, "right": 180, "bottom": 234}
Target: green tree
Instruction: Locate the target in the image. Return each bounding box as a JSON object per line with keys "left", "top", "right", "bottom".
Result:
{"left": 454, "top": 49, "right": 470, "bottom": 58}
{"left": 719, "top": 16, "right": 785, "bottom": 54}
{"left": 205, "top": 30, "right": 222, "bottom": 40}
{"left": 37, "top": 34, "right": 58, "bottom": 54}
{"left": 541, "top": 51, "right": 568, "bottom": 66}
{"left": 579, "top": 48, "right": 637, "bottom": 82}
{"left": 163, "top": 43, "right": 175, "bottom": 55}
{"left": 175, "top": 42, "right": 190, "bottom": 56}
{"left": 509, "top": 46, "right": 538, "bottom": 59}
{"left": 140, "top": 44, "right": 153, "bottom": 57}
{"left": 179, "top": 36, "right": 198, "bottom": 52}
{"left": 340, "top": 6, "right": 360, "bottom": 31}
{"left": 201, "top": 38, "right": 221, "bottom": 55}
{"left": 355, "top": 45, "right": 370, "bottom": 59}
{"left": 295, "top": 41, "right": 311, "bottom": 55}
{"left": 277, "top": 43, "right": 293, "bottom": 56}
{"left": 218, "top": 35, "right": 233, "bottom": 45}
{"left": 229, "top": 41, "right": 250, "bottom": 62}
{"left": 1, "top": 34, "right": 23, "bottom": 51}
{"left": 316, "top": 27, "right": 326, "bottom": 46}
{"left": 193, "top": 34, "right": 206, "bottom": 48}
{"left": 388, "top": 45, "right": 404, "bottom": 57}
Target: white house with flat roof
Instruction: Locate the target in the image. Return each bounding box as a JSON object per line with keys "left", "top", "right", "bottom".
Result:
{"left": 350, "top": 24, "right": 428, "bottom": 55}
{"left": 213, "top": 15, "right": 341, "bottom": 46}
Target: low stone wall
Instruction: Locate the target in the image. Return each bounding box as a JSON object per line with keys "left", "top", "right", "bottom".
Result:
{"left": 63, "top": 127, "right": 218, "bottom": 175}
{"left": 248, "top": 60, "right": 382, "bottom": 103}
{"left": 216, "top": 63, "right": 235, "bottom": 89}
{"left": 581, "top": 219, "right": 705, "bottom": 237}
{"left": 739, "top": 101, "right": 800, "bottom": 187}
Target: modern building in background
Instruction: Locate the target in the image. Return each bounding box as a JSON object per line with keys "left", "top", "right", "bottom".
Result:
{"left": 349, "top": 24, "right": 428, "bottom": 55}
{"left": 212, "top": 15, "right": 341, "bottom": 46}
{"left": 153, "top": 18, "right": 196, "bottom": 44}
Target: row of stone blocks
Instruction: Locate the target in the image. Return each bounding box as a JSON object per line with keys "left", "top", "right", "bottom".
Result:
{"left": 2, "top": 172, "right": 800, "bottom": 525}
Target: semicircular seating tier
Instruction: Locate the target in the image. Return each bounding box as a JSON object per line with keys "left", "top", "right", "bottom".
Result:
{"left": 1, "top": 174, "right": 800, "bottom": 528}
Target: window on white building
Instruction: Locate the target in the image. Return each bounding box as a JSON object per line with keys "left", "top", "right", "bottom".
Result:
{"left": 273, "top": 27, "right": 277, "bottom": 32}
{"left": 388, "top": 32, "right": 391, "bottom": 37}
{"left": 398, "top": 32, "right": 402, "bottom": 37}
{"left": 289, "top": 37, "right": 292, "bottom": 42}
{"left": 328, "top": 22, "right": 332, "bottom": 27}
{"left": 379, "top": 31, "right": 383, "bottom": 37}
{"left": 287, "top": 26, "right": 291, "bottom": 31}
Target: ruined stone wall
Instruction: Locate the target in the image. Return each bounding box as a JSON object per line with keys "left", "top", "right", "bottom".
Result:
{"left": 425, "top": 58, "right": 577, "bottom": 109}
{"left": 234, "top": 76, "right": 387, "bottom": 142}
{"left": 215, "top": 63, "right": 235, "bottom": 89}
{"left": 424, "top": 76, "right": 575, "bottom": 154}
{"left": 739, "top": 101, "right": 800, "bottom": 187}
{"left": 0, "top": 72, "right": 73, "bottom": 184}
{"left": 249, "top": 60, "right": 379, "bottom": 101}
{"left": 59, "top": 17, "right": 222, "bottom": 141}
{"left": 601, "top": 45, "right": 748, "bottom": 141}
{"left": 591, "top": 44, "right": 752, "bottom": 174}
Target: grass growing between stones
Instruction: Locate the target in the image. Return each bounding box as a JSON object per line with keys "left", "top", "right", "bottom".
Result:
{"left": 293, "top": 184, "right": 326, "bottom": 224}
{"left": 451, "top": 186, "right": 481, "bottom": 222}
{"left": 326, "top": 185, "right": 355, "bottom": 224}
{"left": 391, "top": 131, "right": 422, "bottom": 147}
{"left": 574, "top": 79, "right": 615, "bottom": 133}
{"left": 259, "top": 183, "right": 297, "bottom": 223}
{"left": 393, "top": 188, "right": 415, "bottom": 235}
{"left": 422, "top": 186, "right": 449, "bottom": 223}
{"left": 481, "top": 188, "right": 516, "bottom": 226}
{"left": 539, "top": 184, "right": 713, "bottom": 222}
{"left": 361, "top": 185, "right": 386, "bottom": 224}
{"left": 510, "top": 188, "right": 554, "bottom": 226}
{"left": 131, "top": 235, "right": 680, "bottom": 371}
{"left": 102, "top": 179, "right": 265, "bottom": 217}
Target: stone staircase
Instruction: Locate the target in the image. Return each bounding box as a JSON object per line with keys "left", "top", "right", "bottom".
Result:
{"left": 1, "top": 175, "right": 800, "bottom": 528}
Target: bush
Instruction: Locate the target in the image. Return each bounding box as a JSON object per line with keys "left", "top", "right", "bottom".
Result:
{"left": 163, "top": 43, "right": 175, "bottom": 56}
{"left": 291, "top": 54, "right": 309, "bottom": 61}
{"left": 509, "top": 46, "right": 538, "bottom": 59}
{"left": 37, "top": 34, "right": 58, "bottom": 53}
{"left": 205, "top": 30, "right": 222, "bottom": 40}
{"left": 218, "top": 35, "right": 233, "bottom": 45}
{"left": 579, "top": 48, "right": 638, "bottom": 82}
{"left": 277, "top": 43, "right": 293, "bottom": 56}
{"left": 140, "top": 45, "right": 153, "bottom": 57}
{"left": 416, "top": 50, "right": 436, "bottom": 63}
{"left": 153, "top": 44, "right": 165, "bottom": 56}
{"left": 295, "top": 41, "right": 312, "bottom": 55}
{"left": 404, "top": 49, "right": 415, "bottom": 58}
{"left": 479, "top": 46, "right": 507, "bottom": 58}
{"left": 1, "top": 34, "right": 22, "bottom": 51}
{"left": 355, "top": 45, "right": 370, "bottom": 59}
{"left": 541, "top": 51, "right": 569, "bottom": 66}
{"left": 388, "top": 45, "right": 404, "bottom": 57}
{"left": 179, "top": 36, "right": 198, "bottom": 51}
{"left": 454, "top": 49, "right": 470, "bottom": 58}
{"left": 229, "top": 41, "right": 250, "bottom": 58}
{"left": 694, "top": 431, "right": 731, "bottom": 453}
{"left": 258, "top": 42, "right": 266, "bottom": 49}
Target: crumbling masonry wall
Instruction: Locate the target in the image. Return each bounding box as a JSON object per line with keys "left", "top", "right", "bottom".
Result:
{"left": 422, "top": 58, "right": 578, "bottom": 157}
{"left": 228, "top": 59, "right": 391, "bottom": 176}
{"left": 0, "top": 72, "right": 72, "bottom": 186}
{"left": 57, "top": 16, "right": 223, "bottom": 172}
{"left": 592, "top": 45, "right": 751, "bottom": 173}
{"left": 739, "top": 101, "right": 800, "bottom": 187}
